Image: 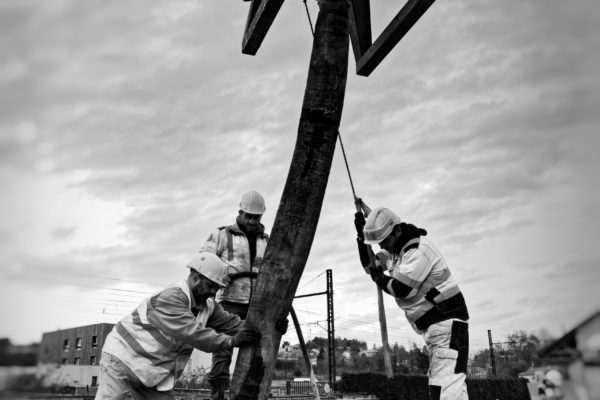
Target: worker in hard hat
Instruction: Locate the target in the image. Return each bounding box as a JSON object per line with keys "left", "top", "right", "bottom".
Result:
{"left": 200, "top": 190, "right": 270, "bottom": 400}
{"left": 94, "top": 252, "right": 262, "bottom": 400}
{"left": 355, "top": 207, "right": 470, "bottom": 400}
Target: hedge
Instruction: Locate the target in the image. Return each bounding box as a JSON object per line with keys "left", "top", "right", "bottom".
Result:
{"left": 335, "top": 373, "right": 530, "bottom": 400}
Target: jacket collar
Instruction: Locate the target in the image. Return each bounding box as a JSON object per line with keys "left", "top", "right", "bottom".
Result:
{"left": 400, "top": 238, "right": 420, "bottom": 255}
{"left": 227, "top": 221, "right": 267, "bottom": 237}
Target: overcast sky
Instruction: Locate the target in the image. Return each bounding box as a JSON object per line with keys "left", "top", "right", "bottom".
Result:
{"left": 1, "top": 0, "right": 599, "bottom": 358}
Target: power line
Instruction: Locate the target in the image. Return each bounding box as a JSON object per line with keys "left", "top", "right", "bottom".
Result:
{"left": 298, "top": 271, "right": 326, "bottom": 290}
{"left": 69, "top": 271, "right": 164, "bottom": 288}
{"left": 75, "top": 283, "right": 154, "bottom": 295}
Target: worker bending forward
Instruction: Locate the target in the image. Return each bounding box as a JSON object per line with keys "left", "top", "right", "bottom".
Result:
{"left": 200, "top": 190, "right": 269, "bottom": 400}
{"left": 355, "top": 207, "right": 470, "bottom": 400}
{"left": 95, "top": 253, "right": 261, "bottom": 400}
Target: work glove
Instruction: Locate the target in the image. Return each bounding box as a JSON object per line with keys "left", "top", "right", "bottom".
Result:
{"left": 368, "top": 261, "right": 384, "bottom": 278}
{"left": 228, "top": 271, "right": 258, "bottom": 281}
{"left": 275, "top": 317, "right": 289, "bottom": 335}
{"left": 355, "top": 211, "right": 371, "bottom": 269}
{"left": 354, "top": 212, "right": 366, "bottom": 240}
{"left": 357, "top": 239, "right": 371, "bottom": 268}
{"left": 366, "top": 252, "right": 384, "bottom": 278}
{"left": 375, "top": 251, "right": 389, "bottom": 269}
{"left": 232, "top": 327, "right": 261, "bottom": 347}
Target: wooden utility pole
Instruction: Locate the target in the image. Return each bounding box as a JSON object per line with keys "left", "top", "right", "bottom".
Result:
{"left": 377, "top": 289, "right": 394, "bottom": 377}
{"left": 230, "top": 2, "right": 349, "bottom": 400}
{"left": 488, "top": 329, "right": 497, "bottom": 377}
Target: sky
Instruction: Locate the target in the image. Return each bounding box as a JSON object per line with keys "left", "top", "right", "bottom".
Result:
{"left": 1, "top": 0, "right": 599, "bottom": 358}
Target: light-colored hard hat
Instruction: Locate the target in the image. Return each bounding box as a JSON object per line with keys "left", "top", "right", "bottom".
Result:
{"left": 544, "top": 369, "right": 562, "bottom": 387}
{"left": 363, "top": 207, "right": 402, "bottom": 245}
{"left": 186, "top": 252, "right": 229, "bottom": 287}
{"left": 239, "top": 190, "right": 266, "bottom": 215}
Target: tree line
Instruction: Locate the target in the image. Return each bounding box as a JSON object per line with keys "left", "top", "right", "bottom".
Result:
{"left": 274, "top": 330, "right": 553, "bottom": 380}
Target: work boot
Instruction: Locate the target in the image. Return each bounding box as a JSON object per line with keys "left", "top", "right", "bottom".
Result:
{"left": 211, "top": 381, "right": 227, "bottom": 400}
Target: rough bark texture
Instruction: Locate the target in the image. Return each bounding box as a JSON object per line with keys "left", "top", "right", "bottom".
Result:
{"left": 230, "top": 1, "right": 349, "bottom": 400}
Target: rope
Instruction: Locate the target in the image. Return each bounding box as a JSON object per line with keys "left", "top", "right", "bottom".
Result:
{"left": 302, "top": 0, "right": 315, "bottom": 37}
{"left": 298, "top": 1, "right": 364, "bottom": 213}
{"left": 338, "top": 132, "right": 372, "bottom": 215}
{"left": 337, "top": 131, "right": 357, "bottom": 202}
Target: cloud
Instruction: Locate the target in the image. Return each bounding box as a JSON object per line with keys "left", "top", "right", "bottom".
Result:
{"left": 51, "top": 226, "right": 76, "bottom": 239}
{"left": 1, "top": 0, "right": 599, "bottom": 347}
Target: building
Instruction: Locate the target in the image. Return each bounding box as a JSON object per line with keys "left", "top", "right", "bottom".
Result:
{"left": 39, "top": 323, "right": 113, "bottom": 366}
{"left": 538, "top": 310, "right": 600, "bottom": 400}
{"left": 278, "top": 343, "right": 301, "bottom": 360}
{"left": 38, "top": 323, "right": 114, "bottom": 388}
{"left": 358, "top": 349, "right": 378, "bottom": 358}
{"left": 37, "top": 323, "right": 219, "bottom": 388}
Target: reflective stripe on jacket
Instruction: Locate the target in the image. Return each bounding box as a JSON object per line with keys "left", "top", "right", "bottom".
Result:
{"left": 200, "top": 223, "right": 268, "bottom": 304}
{"left": 387, "top": 237, "right": 469, "bottom": 332}
{"left": 102, "top": 280, "right": 242, "bottom": 390}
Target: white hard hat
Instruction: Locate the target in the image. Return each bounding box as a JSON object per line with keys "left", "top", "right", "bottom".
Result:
{"left": 363, "top": 207, "right": 402, "bottom": 245}
{"left": 544, "top": 369, "right": 562, "bottom": 387}
{"left": 239, "top": 190, "right": 266, "bottom": 215}
{"left": 186, "top": 252, "right": 230, "bottom": 287}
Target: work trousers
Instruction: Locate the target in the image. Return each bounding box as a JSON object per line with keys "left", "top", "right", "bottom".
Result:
{"left": 423, "top": 319, "right": 469, "bottom": 400}
{"left": 208, "top": 301, "right": 249, "bottom": 385}
{"left": 94, "top": 352, "right": 174, "bottom": 400}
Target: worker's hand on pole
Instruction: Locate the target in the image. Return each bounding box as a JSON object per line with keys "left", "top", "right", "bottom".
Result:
{"left": 228, "top": 271, "right": 257, "bottom": 281}
{"left": 368, "top": 259, "right": 384, "bottom": 278}
{"left": 275, "top": 317, "right": 289, "bottom": 335}
{"left": 368, "top": 252, "right": 390, "bottom": 278}
{"left": 232, "top": 327, "right": 261, "bottom": 347}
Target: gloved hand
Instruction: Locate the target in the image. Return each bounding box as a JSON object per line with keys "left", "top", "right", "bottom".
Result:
{"left": 354, "top": 212, "right": 366, "bottom": 239}
{"left": 275, "top": 318, "right": 289, "bottom": 335}
{"left": 232, "top": 327, "right": 261, "bottom": 347}
{"left": 228, "top": 271, "right": 257, "bottom": 281}
{"left": 368, "top": 262, "right": 384, "bottom": 278}
{"left": 357, "top": 239, "right": 371, "bottom": 268}
{"left": 375, "top": 251, "right": 389, "bottom": 268}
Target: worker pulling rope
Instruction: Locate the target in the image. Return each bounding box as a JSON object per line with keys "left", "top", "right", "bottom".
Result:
{"left": 337, "top": 131, "right": 394, "bottom": 378}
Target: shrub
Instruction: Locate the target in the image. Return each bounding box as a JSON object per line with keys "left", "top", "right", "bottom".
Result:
{"left": 336, "top": 373, "right": 531, "bottom": 400}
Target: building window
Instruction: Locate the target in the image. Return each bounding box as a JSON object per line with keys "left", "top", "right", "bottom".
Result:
{"left": 91, "top": 335, "right": 98, "bottom": 348}
{"left": 91, "top": 376, "right": 98, "bottom": 387}
{"left": 90, "top": 355, "right": 97, "bottom": 365}
{"left": 74, "top": 357, "right": 80, "bottom": 365}
{"left": 63, "top": 339, "right": 69, "bottom": 352}
{"left": 76, "top": 337, "right": 82, "bottom": 349}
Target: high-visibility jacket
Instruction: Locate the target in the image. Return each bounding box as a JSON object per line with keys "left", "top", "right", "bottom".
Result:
{"left": 200, "top": 223, "right": 268, "bottom": 304}
{"left": 102, "top": 280, "right": 242, "bottom": 391}
{"left": 375, "top": 236, "right": 469, "bottom": 333}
